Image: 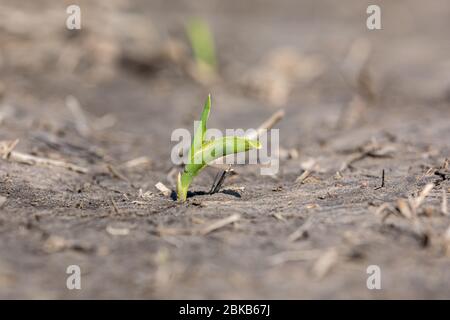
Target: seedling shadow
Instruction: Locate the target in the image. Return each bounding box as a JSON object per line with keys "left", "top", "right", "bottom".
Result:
{"left": 171, "top": 189, "right": 241, "bottom": 201}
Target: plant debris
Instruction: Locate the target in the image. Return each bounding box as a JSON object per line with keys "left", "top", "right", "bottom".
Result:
{"left": 155, "top": 182, "right": 172, "bottom": 197}
{"left": 199, "top": 214, "right": 241, "bottom": 236}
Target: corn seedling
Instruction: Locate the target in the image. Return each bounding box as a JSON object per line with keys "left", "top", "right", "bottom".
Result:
{"left": 177, "top": 95, "right": 261, "bottom": 201}
{"left": 186, "top": 18, "right": 217, "bottom": 71}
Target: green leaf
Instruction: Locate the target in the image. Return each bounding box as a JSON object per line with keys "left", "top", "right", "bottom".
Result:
{"left": 177, "top": 96, "right": 261, "bottom": 201}
{"left": 186, "top": 136, "right": 261, "bottom": 175}
{"left": 188, "top": 94, "right": 211, "bottom": 165}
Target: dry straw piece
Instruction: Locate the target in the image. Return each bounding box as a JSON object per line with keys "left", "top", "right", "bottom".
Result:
{"left": 155, "top": 182, "right": 172, "bottom": 197}
{"left": 0, "top": 139, "right": 88, "bottom": 173}
{"left": 312, "top": 248, "right": 339, "bottom": 279}
{"left": 442, "top": 189, "right": 448, "bottom": 216}
{"left": 199, "top": 214, "right": 241, "bottom": 236}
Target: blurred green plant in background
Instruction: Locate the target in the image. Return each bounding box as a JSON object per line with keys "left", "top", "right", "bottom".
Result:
{"left": 185, "top": 18, "right": 217, "bottom": 72}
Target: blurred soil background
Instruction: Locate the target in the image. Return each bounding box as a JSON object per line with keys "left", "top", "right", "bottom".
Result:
{"left": 0, "top": 0, "right": 450, "bottom": 298}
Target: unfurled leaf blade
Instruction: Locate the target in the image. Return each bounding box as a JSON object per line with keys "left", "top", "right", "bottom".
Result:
{"left": 194, "top": 136, "right": 261, "bottom": 168}
{"left": 188, "top": 94, "right": 211, "bottom": 165}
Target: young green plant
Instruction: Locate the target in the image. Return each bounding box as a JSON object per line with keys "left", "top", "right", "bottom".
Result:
{"left": 186, "top": 18, "right": 217, "bottom": 71}
{"left": 177, "top": 95, "right": 261, "bottom": 201}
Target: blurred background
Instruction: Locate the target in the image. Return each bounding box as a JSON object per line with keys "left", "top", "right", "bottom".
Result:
{"left": 0, "top": 0, "right": 449, "bottom": 156}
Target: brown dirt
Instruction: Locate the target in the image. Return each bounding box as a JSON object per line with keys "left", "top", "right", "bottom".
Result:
{"left": 0, "top": 0, "right": 450, "bottom": 299}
